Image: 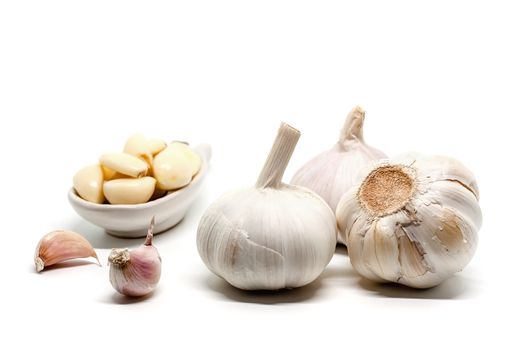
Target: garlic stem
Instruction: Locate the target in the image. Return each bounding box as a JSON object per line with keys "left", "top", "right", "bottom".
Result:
{"left": 144, "top": 216, "right": 155, "bottom": 246}
{"left": 339, "top": 105, "right": 365, "bottom": 145}
{"left": 256, "top": 123, "right": 301, "bottom": 189}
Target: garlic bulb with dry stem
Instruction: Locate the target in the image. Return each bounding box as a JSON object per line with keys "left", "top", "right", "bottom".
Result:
{"left": 108, "top": 217, "right": 161, "bottom": 297}
{"left": 35, "top": 230, "right": 99, "bottom": 272}
{"left": 336, "top": 153, "right": 482, "bottom": 288}
{"left": 291, "top": 106, "right": 386, "bottom": 244}
{"left": 197, "top": 123, "right": 336, "bottom": 290}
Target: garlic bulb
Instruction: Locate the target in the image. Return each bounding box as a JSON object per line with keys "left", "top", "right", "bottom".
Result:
{"left": 197, "top": 123, "right": 336, "bottom": 290}
{"left": 336, "top": 153, "right": 482, "bottom": 288}
{"left": 108, "top": 217, "right": 162, "bottom": 297}
{"left": 35, "top": 230, "right": 99, "bottom": 272}
{"left": 291, "top": 106, "right": 386, "bottom": 244}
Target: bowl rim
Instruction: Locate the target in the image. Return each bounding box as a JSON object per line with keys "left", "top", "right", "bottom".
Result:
{"left": 69, "top": 150, "right": 209, "bottom": 211}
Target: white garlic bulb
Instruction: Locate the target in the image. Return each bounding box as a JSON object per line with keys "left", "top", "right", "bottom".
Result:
{"left": 291, "top": 106, "right": 386, "bottom": 244}
{"left": 197, "top": 123, "right": 336, "bottom": 290}
{"left": 336, "top": 153, "right": 482, "bottom": 288}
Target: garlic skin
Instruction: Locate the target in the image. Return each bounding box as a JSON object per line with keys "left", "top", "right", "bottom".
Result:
{"left": 35, "top": 230, "right": 99, "bottom": 272}
{"left": 108, "top": 218, "right": 161, "bottom": 297}
{"left": 291, "top": 106, "right": 386, "bottom": 244}
{"left": 336, "top": 153, "right": 482, "bottom": 288}
{"left": 197, "top": 123, "right": 336, "bottom": 290}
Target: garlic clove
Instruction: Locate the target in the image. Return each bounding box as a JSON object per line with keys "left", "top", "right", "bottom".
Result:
{"left": 35, "top": 230, "right": 99, "bottom": 272}
{"left": 103, "top": 177, "right": 156, "bottom": 204}
{"left": 124, "top": 133, "right": 154, "bottom": 168}
{"left": 73, "top": 164, "right": 105, "bottom": 204}
{"left": 291, "top": 106, "right": 386, "bottom": 244}
{"left": 153, "top": 142, "right": 201, "bottom": 190}
{"left": 166, "top": 142, "right": 201, "bottom": 174}
{"left": 108, "top": 217, "right": 162, "bottom": 297}
{"left": 148, "top": 138, "right": 167, "bottom": 155}
{"left": 99, "top": 153, "right": 149, "bottom": 178}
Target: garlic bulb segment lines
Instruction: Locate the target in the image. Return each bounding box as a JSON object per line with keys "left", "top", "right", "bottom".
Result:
{"left": 197, "top": 123, "right": 336, "bottom": 290}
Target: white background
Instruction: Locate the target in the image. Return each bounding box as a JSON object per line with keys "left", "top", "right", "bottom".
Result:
{"left": 1, "top": 1, "right": 523, "bottom": 349}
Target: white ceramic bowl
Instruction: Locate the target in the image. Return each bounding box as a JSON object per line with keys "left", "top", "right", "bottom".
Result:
{"left": 68, "top": 144, "right": 211, "bottom": 238}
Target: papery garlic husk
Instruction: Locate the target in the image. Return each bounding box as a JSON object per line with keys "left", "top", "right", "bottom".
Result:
{"left": 197, "top": 123, "right": 337, "bottom": 290}
{"left": 108, "top": 217, "right": 161, "bottom": 297}
{"left": 291, "top": 106, "right": 386, "bottom": 244}
{"left": 35, "top": 230, "right": 99, "bottom": 272}
{"left": 336, "top": 153, "right": 482, "bottom": 288}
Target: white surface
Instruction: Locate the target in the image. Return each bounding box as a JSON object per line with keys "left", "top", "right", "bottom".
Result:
{"left": 1, "top": 1, "right": 523, "bottom": 349}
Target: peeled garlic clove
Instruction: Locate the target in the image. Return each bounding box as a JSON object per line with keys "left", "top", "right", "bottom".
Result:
{"left": 35, "top": 230, "right": 99, "bottom": 272}
{"left": 103, "top": 177, "right": 156, "bottom": 204}
{"left": 108, "top": 217, "right": 161, "bottom": 297}
{"left": 148, "top": 138, "right": 167, "bottom": 155}
{"left": 336, "top": 154, "right": 482, "bottom": 288}
{"left": 291, "top": 106, "right": 386, "bottom": 244}
{"left": 73, "top": 164, "right": 105, "bottom": 203}
{"left": 197, "top": 123, "right": 336, "bottom": 290}
{"left": 153, "top": 142, "right": 201, "bottom": 190}
{"left": 99, "top": 153, "right": 148, "bottom": 178}
{"left": 124, "top": 133, "right": 154, "bottom": 168}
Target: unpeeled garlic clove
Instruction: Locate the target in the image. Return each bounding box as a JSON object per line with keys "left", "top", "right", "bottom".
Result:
{"left": 35, "top": 230, "right": 99, "bottom": 272}
{"left": 124, "top": 134, "right": 154, "bottom": 168}
{"left": 99, "top": 153, "right": 148, "bottom": 178}
{"left": 73, "top": 164, "right": 105, "bottom": 203}
{"left": 153, "top": 142, "right": 201, "bottom": 190}
{"left": 108, "top": 217, "right": 162, "bottom": 297}
{"left": 103, "top": 177, "right": 156, "bottom": 204}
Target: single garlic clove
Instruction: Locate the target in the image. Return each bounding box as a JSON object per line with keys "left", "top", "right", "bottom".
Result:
{"left": 153, "top": 142, "right": 201, "bottom": 190}
{"left": 148, "top": 138, "right": 167, "bottom": 155}
{"left": 124, "top": 133, "right": 154, "bottom": 168}
{"left": 73, "top": 164, "right": 105, "bottom": 203}
{"left": 35, "top": 230, "right": 99, "bottom": 272}
{"left": 108, "top": 217, "right": 162, "bottom": 297}
{"left": 99, "top": 153, "right": 149, "bottom": 178}
{"left": 103, "top": 177, "right": 156, "bottom": 204}
{"left": 166, "top": 142, "right": 201, "bottom": 174}
{"left": 291, "top": 106, "right": 386, "bottom": 245}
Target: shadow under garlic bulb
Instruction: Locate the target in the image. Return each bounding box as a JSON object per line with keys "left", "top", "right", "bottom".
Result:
{"left": 336, "top": 153, "right": 482, "bottom": 288}
{"left": 197, "top": 123, "right": 337, "bottom": 290}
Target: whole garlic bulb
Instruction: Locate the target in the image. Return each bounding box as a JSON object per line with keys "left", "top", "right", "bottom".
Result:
{"left": 197, "top": 123, "right": 336, "bottom": 290}
{"left": 336, "top": 153, "right": 482, "bottom": 288}
{"left": 108, "top": 217, "right": 162, "bottom": 297}
{"left": 291, "top": 106, "right": 386, "bottom": 244}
